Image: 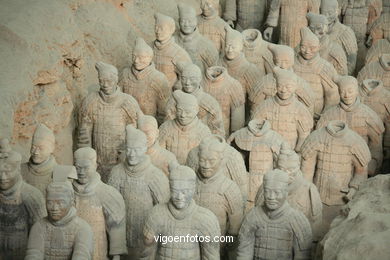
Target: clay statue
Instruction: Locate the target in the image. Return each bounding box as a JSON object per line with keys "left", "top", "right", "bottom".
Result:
{"left": 180, "top": 0, "right": 203, "bottom": 15}
{"left": 141, "top": 165, "right": 221, "bottom": 259}
{"left": 220, "top": 27, "right": 262, "bottom": 101}
{"left": 251, "top": 67, "right": 313, "bottom": 152}
{"left": 307, "top": 12, "right": 348, "bottom": 75}
{"left": 242, "top": 29, "right": 274, "bottom": 75}
{"left": 263, "top": 0, "right": 320, "bottom": 48}
{"left": 73, "top": 147, "right": 127, "bottom": 260}
{"left": 249, "top": 44, "right": 315, "bottom": 116}
{"left": 255, "top": 148, "right": 323, "bottom": 241}
{"left": 236, "top": 169, "right": 312, "bottom": 260}
{"left": 108, "top": 125, "right": 170, "bottom": 259}
{"left": 165, "top": 63, "right": 225, "bottom": 136}
{"left": 198, "top": 0, "right": 229, "bottom": 54}
{"left": 119, "top": 37, "right": 170, "bottom": 125}
{"left": 359, "top": 79, "right": 390, "bottom": 172}
{"left": 21, "top": 123, "right": 58, "bottom": 197}
{"left": 293, "top": 27, "right": 339, "bottom": 116}
{"left": 187, "top": 135, "right": 249, "bottom": 203}
{"left": 153, "top": 13, "right": 192, "bottom": 89}
{"left": 137, "top": 115, "right": 178, "bottom": 176}
{"left": 301, "top": 120, "right": 371, "bottom": 235}
{"left": 227, "top": 119, "right": 289, "bottom": 209}
{"left": 365, "top": 35, "right": 390, "bottom": 65}
{"left": 358, "top": 53, "right": 390, "bottom": 90}
{"left": 78, "top": 61, "right": 143, "bottom": 182}
{"left": 339, "top": 0, "right": 382, "bottom": 70}
{"left": 236, "top": 0, "right": 268, "bottom": 32}
{"left": 203, "top": 65, "right": 245, "bottom": 136}
{"left": 320, "top": 0, "right": 358, "bottom": 74}
{"left": 219, "top": 0, "right": 236, "bottom": 27}
{"left": 159, "top": 90, "right": 212, "bottom": 164}
{"left": 194, "top": 135, "right": 243, "bottom": 256}
{"left": 25, "top": 181, "right": 94, "bottom": 259}
{"left": 317, "top": 76, "right": 385, "bottom": 176}
{"left": 0, "top": 139, "right": 46, "bottom": 260}
{"left": 176, "top": 4, "right": 219, "bottom": 75}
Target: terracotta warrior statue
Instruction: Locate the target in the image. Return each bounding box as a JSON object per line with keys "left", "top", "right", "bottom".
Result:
{"left": 368, "top": 12, "right": 390, "bottom": 45}
{"left": 359, "top": 79, "right": 390, "bottom": 172}
{"left": 255, "top": 148, "right": 323, "bottom": 241}
{"left": 202, "top": 65, "right": 245, "bottom": 137}
{"left": 21, "top": 123, "right": 58, "bottom": 196}
{"left": 227, "top": 119, "right": 289, "bottom": 210}
{"left": 25, "top": 181, "right": 94, "bottom": 259}
{"left": 153, "top": 13, "right": 192, "bottom": 89}
{"left": 187, "top": 135, "right": 248, "bottom": 204}
{"left": 137, "top": 115, "right": 177, "bottom": 176}
{"left": 141, "top": 165, "right": 221, "bottom": 259}
{"left": 198, "top": 0, "right": 229, "bottom": 54}
{"left": 165, "top": 63, "right": 225, "bottom": 136}
{"left": 249, "top": 44, "right": 315, "bottom": 116}
{"left": 220, "top": 27, "right": 262, "bottom": 100}
{"left": 236, "top": 0, "right": 268, "bottom": 32}
{"left": 320, "top": 0, "right": 358, "bottom": 74}
{"left": 119, "top": 37, "right": 170, "bottom": 124}
{"left": 251, "top": 67, "right": 313, "bottom": 152}
{"left": 317, "top": 76, "right": 385, "bottom": 176}
{"left": 301, "top": 120, "right": 371, "bottom": 235}
{"left": 73, "top": 147, "right": 127, "bottom": 260}
{"left": 159, "top": 90, "right": 211, "bottom": 164}
{"left": 219, "top": 0, "right": 236, "bottom": 27}
{"left": 176, "top": 4, "right": 219, "bottom": 75}
{"left": 78, "top": 61, "right": 143, "bottom": 182}
{"left": 358, "top": 53, "right": 390, "bottom": 90}
{"left": 108, "top": 125, "right": 169, "bottom": 259}
{"left": 242, "top": 29, "right": 274, "bottom": 75}
{"left": 307, "top": 12, "right": 348, "bottom": 75}
{"left": 365, "top": 34, "right": 390, "bottom": 65}
{"left": 263, "top": 0, "right": 320, "bottom": 48}
{"left": 194, "top": 135, "right": 244, "bottom": 256}
{"left": 293, "top": 27, "right": 339, "bottom": 116}
{"left": 236, "top": 169, "right": 312, "bottom": 260}
{"left": 0, "top": 139, "right": 46, "bottom": 260}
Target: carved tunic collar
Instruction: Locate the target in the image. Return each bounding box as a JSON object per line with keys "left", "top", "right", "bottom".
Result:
{"left": 124, "top": 155, "right": 151, "bottom": 177}
{"left": 339, "top": 96, "right": 361, "bottom": 112}
{"left": 50, "top": 206, "right": 77, "bottom": 226}
{"left": 198, "top": 169, "right": 224, "bottom": 184}
{"left": 168, "top": 199, "right": 196, "bottom": 220}
{"left": 174, "top": 117, "right": 200, "bottom": 132}
{"left": 179, "top": 28, "right": 201, "bottom": 43}
{"left": 379, "top": 55, "right": 390, "bottom": 71}
{"left": 326, "top": 120, "right": 348, "bottom": 137}
{"left": 206, "top": 67, "right": 227, "bottom": 83}
{"left": 297, "top": 53, "right": 320, "bottom": 66}
{"left": 0, "top": 175, "right": 22, "bottom": 198}
{"left": 248, "top": 120, "right": 271, "bottom": 137}
{"left": 274, "top": 94, "right": 295, "bottom": 106}
{"left": 361, "top": 80, "right": 384, "bottom": 96}
{"left": 131, "top": 63, "right": 154, "bottom": 80}
{"left": 223, "top": 53, "right": 246, "bottom": 70}
{"left": 28, "top": 155, "right": 56, "bottom": 176}
{"left": 154, "top": 37, "right": 174, "bottom": 50}
{"left": 263, "top": 201, "right": 289, "bottom": 220}
{"left": 99, "top": 87, "right": 121, "bottom": 103}
{"left": 72, "top": 173, "right": 101, "bottom": 196}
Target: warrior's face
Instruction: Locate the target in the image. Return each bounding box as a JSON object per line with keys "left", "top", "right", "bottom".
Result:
{"left": 264, "top": 180, "right": 288, "bottom": 211}
{"left": 300, "top": 41, "right": 319, "bottom": 60}
{"left": 339, "top": 83, "right": 358, "bottom": 106}
{"left": 176, "top": 104, "right": 197, "bottom": 126}
{"left": 0, "top": 162, "right": 19, "bottom": 191}
{"left": 201, "top": 0, "right": 218, "bottom": 17}
{"left": 309, "top": 22, "right": 328, "bottom": 40}
{"left": 225, "top": 39, "right": 243, "bottom": 60}
{"left": 155, "top": 23, "right": 173, "bottom": 43}
{"left": 170, "top": 180, "right": 195, "bottom": 209}
{"left": 274, "top": 54, "right": 294, "bottom": 70}
{"left": 180, "top": 14, "right": 197, "bottom": 35}
{"left": 321, "top": 3, "right": 338, "bottom": 25}
{"left": 98, "top": 73, "right": 117, "bottom": 95}
{"left": 199, "top": 149, "right": 221, "bottom": 178}
{"left": 75, "top": 158, "right": 96, "bottom": 185}
{"left": 126, "top": 145, "right": 147, "bottom": 166}
{"left": 276, "top": 79, "right": 296, "bottom": 100}
{"left": 181, "top": 71, "right": 201, "bottom": 94}
{"left": 30, "top": 138, "right": 54, "bottom": 165}
{"left": 132, "top": 51, "right": 153, "bottom": 71}
{"left": 46, "top": 191, "right": 72, "bottom": 222}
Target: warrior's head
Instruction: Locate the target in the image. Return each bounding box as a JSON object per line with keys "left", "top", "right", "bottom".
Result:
{"left": 46, "top": 181, "right": 74, "bottom": 222}
{"left": 299, "top": 27, "right": 320, "bottom": 61}
{"left": 95, "top": 61, "right": 118, "bottom": 95}
{"left": 125, "top": 125, "right": 148, "bottom": 166}
{"left": 154, "top": 13, "right": 175, "bottom": 44}
{"left": 180, "top": 63, "right": 202, "bottom": 94}
{"left": 268, "top": 44, "right": 295, "bottom": 70}
{"left": 200, "top": 0, "right": 219, "bottom": 17}
{"left": 0, "top": 138, "right": 22, "bottom": 191}
{"left": 138, "top": 115, "right": 159, "bottom": 149}
{"left": 198, "top": 135, "right": 225, "bottom": 179}
{"left": 225, "top": 27, "right": 243, "bottom": 60}
{"left": 274, "top": 67, "right": 298, "bottom": 101}
{"left": 320, "top": 0, "right": 339, "bottom": 26}
{"left": 263, "top": 169, "right": 289, "bottom": 211}
{"left": 307, "top": 12, "right": 329, "bottom": 40}
{"left": 74, "top": 147, "right": 98, "bottom": 185}
{"left": 178, "top": 4, "right": 197, "bottom": 35}
{"left": 337, "top": 76, "right": 359, "bottom": 107}
{"left": 31, "top": 123, "right": 55, "bottom": 165}
{"left": 173, "top": 90, "right": 199, "bottom": 126}
{"left": 132, "top": 37, "right": 153, "bottom": 71}
{"left": 169, "top": 164, "right": 196, "bottom": 210}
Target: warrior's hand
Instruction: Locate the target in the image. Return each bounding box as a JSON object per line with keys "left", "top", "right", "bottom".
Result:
{"left": 263, "top": 27, "right": 274, "bottom": 42}
{"left": 343, "top": 187, "right": 357, "bottom": 202}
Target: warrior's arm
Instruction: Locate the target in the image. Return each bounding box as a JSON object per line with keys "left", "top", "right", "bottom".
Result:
{"left": 301, "top": 153, "right": 318, "bottom": 183}
{"left": 72, "top": 222, "right": 94, "bottom": 260}
{"left": 236, "top": 213, "right": 256, "bottom": 260}
{"left": 230, "top": 104, "right": 245, "bottom": 133}
{"left": 265, "top": 0, "right": 281, "bottom": 27}
{"left": 25, "top": 222, "right": 45, "bottom": 260}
